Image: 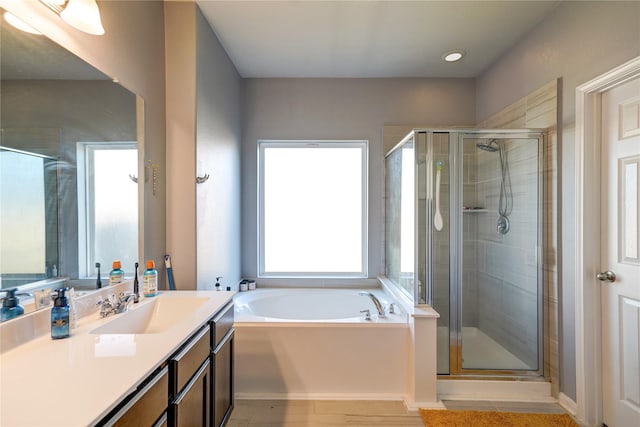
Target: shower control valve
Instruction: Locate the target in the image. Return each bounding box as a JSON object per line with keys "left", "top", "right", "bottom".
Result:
{"left": 360, "top": 309, "right": 371, "bottom": 321}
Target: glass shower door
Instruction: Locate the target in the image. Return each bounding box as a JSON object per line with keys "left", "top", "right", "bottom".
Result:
{"left": 458, "top": 133, "right": 543, "bottom": 373}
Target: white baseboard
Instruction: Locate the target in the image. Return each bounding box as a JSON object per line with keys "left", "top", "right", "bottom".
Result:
{"left": 557, "top": 392, "right": 577, "bottom": 415}
{"left": 404, "top": 400, "right": 446, "bottom": 411}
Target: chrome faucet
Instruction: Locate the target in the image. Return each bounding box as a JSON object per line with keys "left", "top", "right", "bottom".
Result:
{"left": 358, "top": 291, "right": 386, "bottom": 317}
{"left": 96, "top": 292, "right": 134, "bottom": 318}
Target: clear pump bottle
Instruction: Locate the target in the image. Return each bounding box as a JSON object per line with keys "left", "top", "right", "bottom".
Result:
{"left": 51, "top": 288, "right": 70, "bottom": 339}
{"left": 1, "top": 289, "right": 24, "bottom": 321}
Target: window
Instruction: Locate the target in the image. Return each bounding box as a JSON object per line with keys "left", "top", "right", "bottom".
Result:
{"left": 77, "top": 142, "right": 138, "bottom": 278}
{"left": 259, "top": 140, "right": 368, "bottom": 277}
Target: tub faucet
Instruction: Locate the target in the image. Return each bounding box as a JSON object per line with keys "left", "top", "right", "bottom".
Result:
{"left": 358, "top": 291, "right": 386, "bottom": 317}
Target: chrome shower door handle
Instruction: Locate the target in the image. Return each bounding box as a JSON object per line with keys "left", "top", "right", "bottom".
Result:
{"left": 596, "top": 270, "right": 616, "bottom": 283}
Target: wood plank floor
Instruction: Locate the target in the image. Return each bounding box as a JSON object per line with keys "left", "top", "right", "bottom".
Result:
{"left": 225, "top": 399, "right": 572, "bottom": 426}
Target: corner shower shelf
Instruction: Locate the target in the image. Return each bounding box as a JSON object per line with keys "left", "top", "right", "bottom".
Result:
{"left": 462, "top": 208, "right": 488, "bottom": 213}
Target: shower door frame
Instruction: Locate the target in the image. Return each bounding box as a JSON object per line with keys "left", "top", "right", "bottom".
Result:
{"left": 386, "top": 128, "right": 546, "bottom": 378}
{"left": 447, "top": 130, "right": 546, "bottom": 378}
{"left": 412, "top": 129, "right": 546, "bottom": 378}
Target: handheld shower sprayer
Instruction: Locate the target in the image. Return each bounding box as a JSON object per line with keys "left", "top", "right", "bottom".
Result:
{"left": 434, "top": 160, "right": 444, "bottom": 231}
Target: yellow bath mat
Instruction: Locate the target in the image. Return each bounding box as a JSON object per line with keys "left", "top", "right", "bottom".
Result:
{"left": 419, "top": 409, "right": 579, "bottom": 427}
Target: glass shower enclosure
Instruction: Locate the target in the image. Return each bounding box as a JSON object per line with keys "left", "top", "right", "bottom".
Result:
{"left": 385, "top": 129, "right": 544, "bottom": 377}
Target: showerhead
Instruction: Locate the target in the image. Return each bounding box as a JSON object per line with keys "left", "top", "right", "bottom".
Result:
{"left": 476, "top": 139, "right": 499, "bottom": 152}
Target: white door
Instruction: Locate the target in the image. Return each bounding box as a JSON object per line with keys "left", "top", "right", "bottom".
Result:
{"left": 601, "top": 76, "right": 640, "bottom": 427}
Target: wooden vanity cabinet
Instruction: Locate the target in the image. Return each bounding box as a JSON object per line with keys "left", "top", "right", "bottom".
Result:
{"left": 212, "top": 329, "right": 234, "bottom": 427}
{"left": 169, "top": 325, "right": 211, "bottom": 427}
{"left": 153, "top": 413, "right": 168, "bottom": 427}
{"left": 99, "top": 366, "right": 169, "bottom": 427}
{"left": 95, "top": 301, "right": 235, "bottom": 427}
{"left": 210, "top": 303, "right": 234, "bottom": 427}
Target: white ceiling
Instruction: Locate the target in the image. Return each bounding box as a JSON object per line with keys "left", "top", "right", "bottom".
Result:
{"left": 196, "top": 0, "right": 561, "bottom": 78}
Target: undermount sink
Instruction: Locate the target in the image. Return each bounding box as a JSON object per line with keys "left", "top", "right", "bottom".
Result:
{"left": 90, "top": 296, "right": 209, "bottom": 335}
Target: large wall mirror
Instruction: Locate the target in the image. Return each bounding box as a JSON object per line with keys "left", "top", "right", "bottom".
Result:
{"left": 0, "top": 9, "right": 142, "bottom": 316}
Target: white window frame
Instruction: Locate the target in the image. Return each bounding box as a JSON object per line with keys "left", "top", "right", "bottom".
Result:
{"left": 77, "top": 141, "right": 137, "bottom": 278}
{"left": 258, "top": 139, "right": 369, "bottom": 278}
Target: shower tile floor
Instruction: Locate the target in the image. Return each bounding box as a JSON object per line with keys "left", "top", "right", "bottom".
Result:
{"left": 225, "top": 399, "right": 575, "bottom": 426}
{"left": 437, "top": 326, "right": 532, "bottom": 372}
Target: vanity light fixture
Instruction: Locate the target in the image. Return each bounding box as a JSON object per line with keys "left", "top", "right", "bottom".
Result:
{"left": 39, "top": 0, "right": 105, "bottom": 35}
{"left": 3, "top": 12, "right": 42, "bottom": 35}
{"left": 443, "top": 50, "right": 465, "bottom": 62}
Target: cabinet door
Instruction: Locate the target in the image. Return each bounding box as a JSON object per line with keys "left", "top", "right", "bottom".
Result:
{"left": 212, "top": 331, "right": 233, "bottom": 427}
{"left": 211, "top": 303, "right": 234, "bottom": 348}
{"left": 171, "top": 359, "right": 210, "bottom": 427}
{"left": 109, "top": 367, "right": 168, "bottom": 427}
{"left": 170, "top": 325, "right": 210, "bottom": 399}
{"left": 153, "top": 412, "right": 168, "bottom": 427}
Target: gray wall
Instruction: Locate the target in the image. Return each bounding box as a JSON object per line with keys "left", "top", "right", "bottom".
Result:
{"left": 195, "top": 7, "right": 243, "bottom": 290}
{"left": 241, "top": 78, "right": 476, "bottom": 279}
{"left": 476, "top": 0, "right": 640, "bottom": 401}
{"left": 165, "top": 2, "right": 243, "bottom": 290}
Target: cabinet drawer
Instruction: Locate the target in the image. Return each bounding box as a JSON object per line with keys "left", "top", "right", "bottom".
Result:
{"left": 170, "top": 359, "right": 210, "bottom": 427}
{"left": 109, "top": 366, "right": 168, "bottom": 427}
{"left": 170, "top": 325, "right": 210, "bottom": 396}
{"left": 211, "top": 303, "right": 234, "bottom": 348}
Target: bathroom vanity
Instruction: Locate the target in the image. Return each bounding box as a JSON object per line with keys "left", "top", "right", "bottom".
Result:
{"left": 0, "top": 291, "right": 234, "bottom": 427}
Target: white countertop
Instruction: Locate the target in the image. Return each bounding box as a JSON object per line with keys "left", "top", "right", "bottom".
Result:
{"left": 0, "top": 291, "right": 234, "bottom": 427}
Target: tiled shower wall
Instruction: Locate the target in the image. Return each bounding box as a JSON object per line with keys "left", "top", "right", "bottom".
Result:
{"left": 478, "top": 79, "right": 559, "bottom": 394}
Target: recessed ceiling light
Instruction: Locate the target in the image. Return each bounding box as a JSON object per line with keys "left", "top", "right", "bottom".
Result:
{"left": 3, "top": 12, "right": 42, "bottom": 35}
{"left": 443, "top": 50, "right": 465, "bottom": 62}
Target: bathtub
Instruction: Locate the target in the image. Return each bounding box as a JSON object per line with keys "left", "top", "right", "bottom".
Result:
{"left": 234, "top": 287, "right": 407, "bottom": 323}
{"left": 233, "top": 288, "right": 410, "bottom": 400}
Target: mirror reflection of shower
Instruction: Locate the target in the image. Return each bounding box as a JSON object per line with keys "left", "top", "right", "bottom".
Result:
{"left": 476, "top": 139, "right": 512, "bottom": 234}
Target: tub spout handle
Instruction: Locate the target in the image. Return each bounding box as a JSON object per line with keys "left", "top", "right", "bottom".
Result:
{"left": 360, "top": 309, "right": 371, "bottom": 321}
{"left": 389, "top": 303, "right": 396, "bottom": 314}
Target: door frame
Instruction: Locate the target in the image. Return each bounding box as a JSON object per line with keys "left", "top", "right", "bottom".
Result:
{"left": 575, "top": 55, "right": 640, "bottom": 426}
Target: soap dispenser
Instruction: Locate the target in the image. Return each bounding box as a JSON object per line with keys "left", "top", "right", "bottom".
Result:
{"left": 0, "top": 288, "right": 25, "bottom": 321}
{"left": 51, "top": 288, "right": 70, "bottom": 339}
